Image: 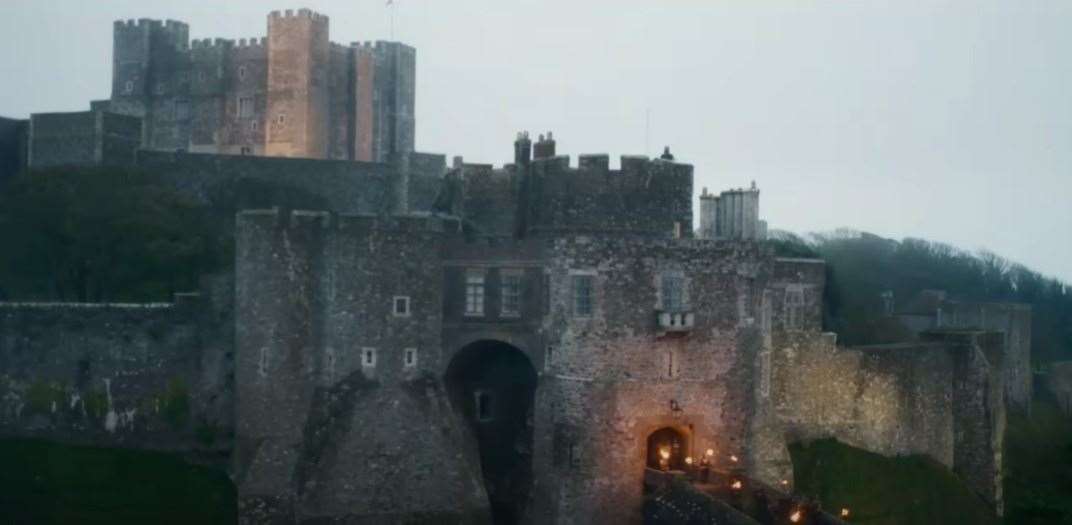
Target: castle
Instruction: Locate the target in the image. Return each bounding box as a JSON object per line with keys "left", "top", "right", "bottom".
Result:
{"left": 0, "top": 8, "right": 1029, "bottom": 525}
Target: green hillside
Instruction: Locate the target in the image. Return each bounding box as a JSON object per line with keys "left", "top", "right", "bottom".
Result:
{"left": 0, "top": 438, "right": 235, "bottom": 524}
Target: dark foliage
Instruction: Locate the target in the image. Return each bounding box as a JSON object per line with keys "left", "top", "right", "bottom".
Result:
{"left": 768, "top": 230, "right": 1072, "bottom": 363}
{"left": 0, "top": 168, "right": 229, "bottom": 302}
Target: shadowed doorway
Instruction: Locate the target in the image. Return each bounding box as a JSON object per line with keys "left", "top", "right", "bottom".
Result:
{"left": 445, "top": 340, "right": 537, "bottom": 525}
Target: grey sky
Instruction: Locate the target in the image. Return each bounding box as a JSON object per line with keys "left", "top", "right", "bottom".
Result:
{"left": 2, "top": 0, "right": 1069, "bottom": 282}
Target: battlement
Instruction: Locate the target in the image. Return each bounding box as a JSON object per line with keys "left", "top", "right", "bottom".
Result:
{"left": 238, "top": 208, "right": 461, "bottom": 234}
{"left": 269, "top": 8, "right": 329, "bottom": 23}
{"left": 237, "top": 37, "right": 267, "bottom": 48}
{"left": 191, "top": 38, "right": 234, "bottom": 50}
{"left": 114, "top": 18, "right": 189, "bottom": 31}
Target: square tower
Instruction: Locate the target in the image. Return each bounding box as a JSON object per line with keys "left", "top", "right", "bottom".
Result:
{"left": 266, "top": 9, "right": 331, "bottom": 159}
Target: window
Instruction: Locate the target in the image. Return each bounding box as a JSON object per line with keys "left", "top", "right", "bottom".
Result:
{"left": 465, "top": 271, "right": 485, "bottom": 316}
{"left": 572, "top": 274, "right": 594, "bottom": 317}
{"left": 239, "top": 96, "right": 254, "bottom": 118}
{"left": 240, "top": 147, "right": 252, "bottom": 155}
{"left": 276, "top": 113, "right": 287, "bottom": 125}
{"left": 475, "top": 390, "right": 493, "bottom": 422}
{"left": 250, "top": 120, "right": 259, "bottom": 132}
{"left": 501, "top": 271, "right": 522, "bottom": 317}
{"left": 123, "top": 80, "right": 134, "bottom": 95}
{"left": 238, "top": 65, "right": 247, "bottom": 80}
{"left": 569, "top": 443, "right": 582, "bottom": 467}
{"left": 661, "top": 274, "right": 685, "bottom": 311}
{"left": 361, "top": 347, "right": 377, "bottom": 368}
{"left": 258, "top": 347, "right": 270, "bottom": 378}
{"left": 393, "top": 296, "right": 411, "bottom": 317}
{"left": 404, "top": 348, "right": 418, "bottom": 368}
{"left": 174, "top": 99, "right": 190, "bottom": 120}
{"left": 785, "top": 287, "right": 805, "bottom": 330}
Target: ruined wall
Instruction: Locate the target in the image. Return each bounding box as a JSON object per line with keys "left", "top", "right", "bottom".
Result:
{"left": 234, "top": 209, "right": 487, "bottom": 523}
{"left": 522, "top": 156, "right": 693, "bottom": 238}
{"left": 0, "top": 290, "right": 232, "bottom": 453}
{"left": 939, "top": 301, "right": 1032, "bottom": 411}
{"left": 531, "top": 237, "right": 770, "bottom": 524}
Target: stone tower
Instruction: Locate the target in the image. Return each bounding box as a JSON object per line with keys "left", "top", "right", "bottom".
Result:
{"left": 265, "top": 9, "right": 331, "bottom": 159}
{"left": 352, "top": 41, "right": 416, "bottom": 162}
{"left": 111, "top": 19, "right": 189, "bottom": 148}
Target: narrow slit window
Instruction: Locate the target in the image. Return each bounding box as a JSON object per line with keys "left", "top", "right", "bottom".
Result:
{"left": 404, "top": 348, "right": 417, "bottom": 368}
{"left": 361, "top": 347, "right": 377, "bottom": 368}
{"left": 393, "top": 296, "right": 411, "bottom": 317}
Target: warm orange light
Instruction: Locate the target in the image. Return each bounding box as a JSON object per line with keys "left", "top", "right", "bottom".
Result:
{"left": 841, "top": 508, "right": 851, "bottom": 518}
{"left": 659, "top": 448, "right": 671, "bottom": 460}
{"left": 780, "top": 479, "right": 789, "bottom": 486}
{"left": 685, "top": 456, "right": 693, "bottom": 465}
{"left": 730, "top": 480, "right": 742, "bottom": 490}
{"left": 730, "top": 454, "right": 739, "bottom": 463}
{"left": 705, "top": 448, "right": 714, "bottom": 457}
{"left": 790, "top": 510, "right": 802, "bottom": 523}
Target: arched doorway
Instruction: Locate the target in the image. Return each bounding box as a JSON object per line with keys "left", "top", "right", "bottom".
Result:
{"left": 445, "top": 340, "right": 537, "bottom": 525}
{"left": 647, "top": 427, "right": 688, "bottom": 471}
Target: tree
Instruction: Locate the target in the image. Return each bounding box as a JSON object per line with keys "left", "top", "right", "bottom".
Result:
{"left": 0, "top": 168, "right": 228, "bottom": 302}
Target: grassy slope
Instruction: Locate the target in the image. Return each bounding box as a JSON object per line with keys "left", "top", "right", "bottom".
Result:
{"left": 0, "top": 438, "right": 235, "bottom": 524}
{"left": 1003, "top": 395, "right": 1072, "bottom": 524}
{"left": 789, "top": 438, "right": 998, "bottom": 525}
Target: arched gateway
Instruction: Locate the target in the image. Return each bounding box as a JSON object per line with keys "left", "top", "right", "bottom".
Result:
{"left": 445, "top": 340, "right": 538, "bottom": 524}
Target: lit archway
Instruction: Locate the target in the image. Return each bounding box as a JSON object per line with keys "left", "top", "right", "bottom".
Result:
{"left": 647, "top": 427, "right": 688, "bottom": 471}
{"left": 445, "top": 340, "right": 537, "bottom": 525}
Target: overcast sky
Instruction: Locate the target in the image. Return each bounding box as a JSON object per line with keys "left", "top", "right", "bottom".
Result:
{"left": 2, "top": 1, "right": 1069, "bottom": 282}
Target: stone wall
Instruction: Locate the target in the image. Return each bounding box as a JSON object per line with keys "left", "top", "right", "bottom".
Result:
{"left": 939, "top": 301, "right": 1032, "bottom": 412}
{"left": 234, "top": 209, "right": 488, "bottom": 523}
{"left": 1044, "top": 361, "right": 1072, "bottom": 415}
{"left": 752, "top": 329, "right": 1006, "bottom": 513}
{"left": 135, "top": 149, "right": 394, "bottom": 214}
{"left": 531, "top": 236, "right": 772, "bottom": 523}
{"left": 0, "top": 116, "right": 26, "bottom": 183}
{"left": 27, "top": 110, "right": 142, "bottom": 169}
{"left": 0, "top": 288, "right": 232, "bottom": 454}
{"left": 522, "top": 156, "right": 693, "bottom": 238}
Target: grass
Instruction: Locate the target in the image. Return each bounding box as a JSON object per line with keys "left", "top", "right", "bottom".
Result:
{"left": 1003, "top": 394, "right": 1072, "bottom": 524}
{"left": 789, "top": 438, "right": 999, "bottom": 525}
{"left": 0, "top": 438, "right": 235, "bottom": 524}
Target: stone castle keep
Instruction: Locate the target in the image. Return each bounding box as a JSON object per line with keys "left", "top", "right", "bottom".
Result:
{"left": 0, "top": 8, "right": 1030, "bottom": 525}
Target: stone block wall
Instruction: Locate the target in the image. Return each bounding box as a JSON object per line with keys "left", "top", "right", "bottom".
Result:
{"left": 0, "top": 291, "right": 231, "bottom": 453}
{"left": 939, "top": 301, "right": 1032, "bottom": 411}
{"left": 531, "top": 236, "right": 771, "bottom": 523}
{"left": 28, "top": 110, "right": 142, "bottom": 169}
{"left": 234, "top": 208, "right": 488, "bottom": 523}
{"left": 0, "top": 116, "right": 26, "bottom": 183}
{"left": 522, "top": 156, "right": 693, "bottom": 238}
{"left": 752, "top": 329, "right": 1006, "bottom": 513}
